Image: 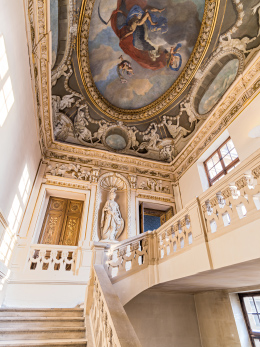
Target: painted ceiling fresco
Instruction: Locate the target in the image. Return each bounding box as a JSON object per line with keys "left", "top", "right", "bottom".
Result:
{"left": 51, "top": 0, "right": 260, "bottom": 162}
{"left": 88, "top": 0, "right": 205, "bottom": 109}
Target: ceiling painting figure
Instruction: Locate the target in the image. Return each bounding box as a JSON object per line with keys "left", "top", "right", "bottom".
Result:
{"left": 89, "top": 0, "right": 205, "bottom": 109}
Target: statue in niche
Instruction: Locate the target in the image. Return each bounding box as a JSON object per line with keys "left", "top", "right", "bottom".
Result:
{"left": 101, "top": 188, "right": 124, "bottom": 241}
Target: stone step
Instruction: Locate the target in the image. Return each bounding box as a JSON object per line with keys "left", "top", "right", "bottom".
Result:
{"left": 0, "top": 308, "right": 84, "bottom": 317}
{"left": 0, "top": 327, "right": 86, "bottom": 341}
{"left": 0, "top": 316, "right": 85, "bottom": 328}
{"left": 0, "top": 339, "right": 88, "bottom": 346}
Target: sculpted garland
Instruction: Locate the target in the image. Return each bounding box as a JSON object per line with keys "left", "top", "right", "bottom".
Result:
{"left": 52, "top": 95, "right": 197, "bottom": 162}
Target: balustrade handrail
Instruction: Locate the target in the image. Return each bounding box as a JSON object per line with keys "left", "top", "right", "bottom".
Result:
{"left": 29, "top": 243, "right": 78, "bottom": 251}
{"left": 91, "top": 265, "right": 142, "bottom": 347}
{"left": 109, "top": 230, "right": 151, "bottom": 251}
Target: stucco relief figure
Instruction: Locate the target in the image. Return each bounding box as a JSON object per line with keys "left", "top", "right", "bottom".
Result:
{"left": 138, "top": 125, "right": 161, "bottom": 151}
{"left": 74, "top": 106, "right": 93, "bottom": 142}
{"left": 163, "top": 115, "right": 190, "bottom": 141}
{"left": 94, "top": 121, "right": 110, "bottom": 142}
{"left": 180, "top": 98, "right": 198, "bottom": 125}
{"left": 128, "top": 128, "right": 139, "bottom": 148}
{"left": 101, "top": 188, "right": 125, "bottom": 241}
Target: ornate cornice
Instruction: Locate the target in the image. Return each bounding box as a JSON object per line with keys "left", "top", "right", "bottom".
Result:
{"left": 137, "top": 194, "right": 175, "bottom": 203}
{"left": 77, "top": 0, "right": 220, "bottom": 121}
{"left": 171, "top": 53, "right": 260, "bottom": 179}
{"left": 44, "top": 176, "right": 92, "bottom": 190}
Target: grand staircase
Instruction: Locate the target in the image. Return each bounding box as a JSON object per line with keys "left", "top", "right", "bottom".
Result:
{"left": 0, "top": 308, "right": 88, "bottom": 346}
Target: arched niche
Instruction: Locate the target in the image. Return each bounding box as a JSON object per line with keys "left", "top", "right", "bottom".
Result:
{"left": 92, "top": 172, "right": 131, "bottom": 242}
{"left": 190, "top": 48, "right": 244, "bottom": 118}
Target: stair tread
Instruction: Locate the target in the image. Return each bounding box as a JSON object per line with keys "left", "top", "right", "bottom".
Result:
{"left": 0, "top": 327, "right": 86, "bottom": 332}
{"left": 0, "top": 317, "right": 84, "bottom": 321}
{"left": 0, "top": 308, "right": 83, "bottom": 311}
{"left": 0, "top": 338, "right": 88, "bottom": 346}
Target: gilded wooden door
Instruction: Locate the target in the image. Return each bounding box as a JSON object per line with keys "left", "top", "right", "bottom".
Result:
{"left": 59, "top": 199, "right": 83, "bottom": 246}
{"left": 39, "top": 197, "right": 83, "bottom": 246}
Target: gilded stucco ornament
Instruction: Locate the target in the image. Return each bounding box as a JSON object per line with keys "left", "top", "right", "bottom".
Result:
{"left": 139, "top": 178, "right": 170, "bottom": 194}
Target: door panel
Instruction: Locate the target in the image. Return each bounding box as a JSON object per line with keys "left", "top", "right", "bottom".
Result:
{"left": 38, "top": 198, "right": 67, "bottom": 244}
{"left": 39, "top": 198, "right": 83, "bottom": 246}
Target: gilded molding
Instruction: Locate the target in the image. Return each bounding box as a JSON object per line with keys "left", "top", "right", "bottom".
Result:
{"left": 77, "top": 0, "right": 220, "bottom": 121}
{"left": 137, "top": 194, "right": 174, "bottom": 203}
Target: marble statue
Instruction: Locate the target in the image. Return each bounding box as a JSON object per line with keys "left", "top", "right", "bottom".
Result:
{"left": 101, "top": 188, "right": 124, "bottom": 241}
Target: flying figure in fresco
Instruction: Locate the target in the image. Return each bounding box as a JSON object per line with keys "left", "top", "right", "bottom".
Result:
{"left": 98, "top": 0, "right": 182, "bottom": 71}
{"left": 117, "top": 55, "right": 134, "bottom": 83}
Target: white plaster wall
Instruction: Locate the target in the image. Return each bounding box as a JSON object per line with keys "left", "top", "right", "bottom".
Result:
{"left": 0, "top": 0, "right": 41, "bottom": 218}
{"left": 124, "top": 290, "right": 202, "bottom": 347}
{"left": 179, "top": 162, "right": 202, "bottom": 207}
{"left": 3, "top": 283, "right": 87, "bottom": 308}
{"left": 228, "top": 93, "right": 260, "bottom": 162}
{"left": 179, "top": 94, "right": 260, "bottom": 206}
{"left": 194, "top": 291, "right": 241, "bottom": 347}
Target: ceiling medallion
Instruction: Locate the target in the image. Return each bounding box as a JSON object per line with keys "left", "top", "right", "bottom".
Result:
{"left": 189, "top": 48, "right": 244, "bottom": 118}
{"left": 77, "top": 0, "right": 220, "bottom": 121}
{"left": 102, "top": 125, "right": 131, "bottom": 153}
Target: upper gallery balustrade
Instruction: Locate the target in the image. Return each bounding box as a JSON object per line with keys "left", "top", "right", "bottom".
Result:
{"left": 101, "top": 149, "right": 260, "bottom": 283}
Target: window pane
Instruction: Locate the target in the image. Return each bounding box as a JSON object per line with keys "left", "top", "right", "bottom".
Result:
{"left": 226, "top": 139, "right": 235, "bottom": 151}
{"left": 220, "top": 144, "right": 229, "bottom": 157}
{"left": 223, "top": 153, "right": 232, "bottom": 167}
{"left": 230, "top": 148, "right": 238, "bottom": 160}
{"left": 206, "top": 159, "right": 214, "bottom": 170}
{"left": 215, "top": 162, "right": 223, "bottom": 174}
{"left": 248, "top": 313, "right": 260, "bottom": 332}
{"left": 244, "top": 297, "right": 257, "bottom": 313}
{"left": 212, "top": 153, "right": 220, "bottom": 165}
{"left": 255, "top": 297, "right": 260, "bottom": 313}
{"left": 254, "top": 338, "right": 260, "bottom": 346}
{"left": 209, "top": 168, "right": 217, "bottom": 179}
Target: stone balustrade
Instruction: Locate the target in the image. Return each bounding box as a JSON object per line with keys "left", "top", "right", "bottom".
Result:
{"left": 105, "top": 211, "right": 194, "bottom": 281}
{"left": 103, "top": 151, "right": 260, "bottom": 282}
{"left": 28, "top": 244, "right": 77, "bottom": 272}
{"left": 90, "top": 265, "right": 142, "bottom": 347}
{"left": 200, "top": 163, "right": 260, "bottom": 237}
{"left": 157, "top": 213, "right": 192, "bottom": 261}
{"left": 105, "top": 233, "right": 150, "bottom": 280}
